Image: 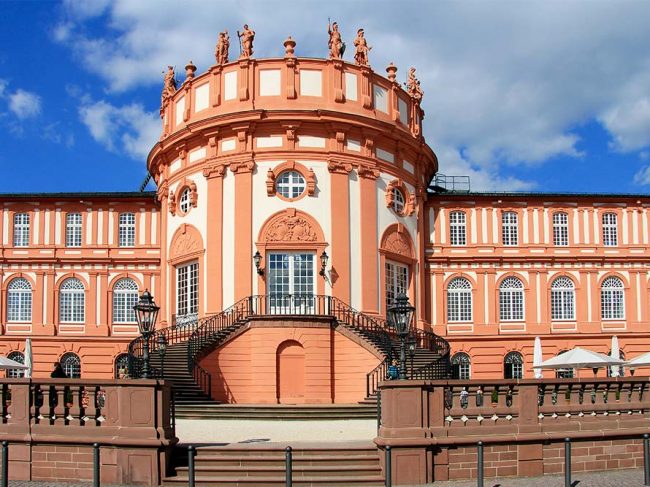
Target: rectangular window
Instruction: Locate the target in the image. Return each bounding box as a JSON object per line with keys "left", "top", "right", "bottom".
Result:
{"left": 449, "top": 211, "right": 466, "bottom": 246}
{"left": 553, "top": 212, "right": 569, "bottom": 246}
{"left": 502, "top": 212, "right": 518, "bottom": 246}
{"left": 177, "top": 262, "right": 199, "bottom": 318}
{"left": 385, "top": 261, "right": 408, "bottom": 311}
{"left": 66, "top": 213, "right": 82, "bottom": 247}
{"left": 602, "top": 213, "right": 618, "bottom": 246}
{"left": 118, "top": 213, "right": 136, "bottom": 247}
{"left": 267, "top": 252, "right": 315, "bottom": 313}
{"left": 13, "top": 213, "right": 30, "bottom": 247}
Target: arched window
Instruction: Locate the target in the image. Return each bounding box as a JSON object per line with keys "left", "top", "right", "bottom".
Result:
{"left": 179, "top": 187, "right": 191, "bottom": 214}
{"left": 451, "top": 352, "right": 471, "bottom": 380}
{"left": 7, "top": 278, "right": 32, "bottom": 322}
{"left": 112, "top": 278, "right": 139, "bottom": 323}
{"left": 499, "top": 277, "right": 524, "bottom": 321}
{"left": 553, "top": 212, "right": 568, "bottom": 246}
{"left": 114, "top": 354, "right": 130, "bottom": 379}
{"left": 602, "top": 212, "right": 618, "bottom": 246}
{"left": 447, "top": 277, "right": 472, "bottom": 322}
{"left": 555, "top": 349, "right": 574, "bottom": 378}
{"left": 276, "top": 170, "right": 306, "bottom": 199}
{"left": 59, "top": 278, "right": 85, "bottom": 323}
{"left": 449, "top": 211, "right": 466, "bottom": 246}
{"left": 607, "top": 349, "right": 625, "bottom": 378}
{"left": 502, "top": 211, "right": 518, "bottom": 246}
{"left": 504, "top": 351, "right": 524, "bottom": 379}
{"left": 601, "top": 276, "right": 624, "bottom": 320}
{"left": 60, "top": 352, "right": 81, "bottom": 378}
{"left": 551, "top": 277, "right": 575, "bottom": 321}
{"left": 6, "top": 351, "right": 25, "bottom": 379}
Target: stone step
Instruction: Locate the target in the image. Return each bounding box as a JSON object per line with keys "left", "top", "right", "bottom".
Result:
{"left": 173, "top": 465, "right": 382, "bottom": 477}
{"left": 162, "top": 475, "right": 384, "bottom": 486}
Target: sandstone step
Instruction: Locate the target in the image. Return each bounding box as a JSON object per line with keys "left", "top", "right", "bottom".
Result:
{"left": 163, "top": 475, "right": 384, "bottom": 486}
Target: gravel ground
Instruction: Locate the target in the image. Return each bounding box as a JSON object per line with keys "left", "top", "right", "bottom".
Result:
{"left": 175, "top": 417, "right": 378, "bottom": 443}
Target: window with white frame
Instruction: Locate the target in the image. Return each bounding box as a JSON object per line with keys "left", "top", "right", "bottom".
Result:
{"left": 6, "top": 351, "right": 25, "bottom": 378}
{"left": 551, "top": 276, "right": 575, "bottom": 321}
{"left": 502, "top": 211, "right": 518, "bottom": 246}
{"left": 385, "top": 261, "right": 408, "bottom": 311}
{"left": 179, "top": 188, "right": 191, "bottom": 214}
{"left": 60, "top": 352, "right": 81, "bottom": 378}
{"left": 499, "top": 277, "right": 524, "bottom": 321}
{"left": 177, "top": 262, "right": 199, "bottom": 318}
{"left": 447, "top": 277, "right": 472, "bottom": 322}
{"left": 602, "top": 212, "right": 618, "bottom": 246}
{"left": 449, "top": 211, "right": 466, "bottom": 246}
{"left": 112, "top": 278, "right": 139, "bottom": 323}
{"left": 59, "top": 278, "right": 85, "bottom": 323}
{"left": 607, "top": 349, "right": 625, "bottom": 378}
{"left": 118, "top": 212, "right": 136, "bottom": 247}
{"left": 276, "top": 170, "right": 306, "bottom": 199}
{"left": 7, "top": 278, "right": 32, "bottom": 322}
{"left": 504, "top": 351, "right": 523, "bottom": 379}
{"left": 114, "top": 353, "right": 130, "bottom": 378}
{"left": 601, "top": 276, "right": 624, "bottom": 320}
{"left": 13, "top": 213, "right": 29, "bottom": 247}
{"left": 66, "top": 212, "right": 82, "bottom": 247}
{"left": 451, "top": 352, "right": 471, "bottom": 380}
{"left": 553, "top": 212, "right": 569, "bottom": 246}
{"left": 555, "top": 349, "right": 574, "bottom": 378}
{"left": 391, "top": 188, "right": 405, "bottom": 214}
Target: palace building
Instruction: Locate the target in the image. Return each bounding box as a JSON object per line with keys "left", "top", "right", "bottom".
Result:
{"left": 1, "top": 31, "right": 649, "bottom": 404}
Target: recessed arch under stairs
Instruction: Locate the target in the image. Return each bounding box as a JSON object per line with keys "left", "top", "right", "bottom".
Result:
{"left": 128, "top": 295, "right": 450, "bottom": 419}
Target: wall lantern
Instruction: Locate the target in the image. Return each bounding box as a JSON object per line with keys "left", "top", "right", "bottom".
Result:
{"left": 387, "top": 293, "right": 415, "bottom": 380}
{"left": 253, "top": 250, "right": 264, "bottom": 275}
{"left": 319, "top": 250, "right": 329, "bottom": 276}
{"left": 133, "top": 290, "right": 160, "bottom": 379}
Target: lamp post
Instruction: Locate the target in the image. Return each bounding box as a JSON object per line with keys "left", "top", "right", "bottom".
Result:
{"left": 408, "top": 336, "right": 416, "bottom": 379}
{"left": 133, "top": 290, "right": 160, "bottom": 379}
{"left": 157, "top": 334, "right": 168, "bottom": 378}
{"left": 387, "top": 293, "right": 415, "bottom": 380}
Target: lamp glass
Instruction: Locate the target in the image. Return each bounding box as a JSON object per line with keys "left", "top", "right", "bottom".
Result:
{"left": 133, "top": 290, "right": 160, "bottom": 335}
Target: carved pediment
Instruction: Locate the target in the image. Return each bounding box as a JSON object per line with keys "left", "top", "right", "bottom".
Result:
{"left": 169, "top": 224, "right": 203, "bottom": 261}
{"left": 265, "top": 215, "right": 318, "bottom": 242}
{"left": 384, "top": 232, "right": 411, "bottom": 257}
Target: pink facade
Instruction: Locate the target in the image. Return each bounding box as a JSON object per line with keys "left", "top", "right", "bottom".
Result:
{"left": 1, "top": 41, "right": 649, "bottom": 401}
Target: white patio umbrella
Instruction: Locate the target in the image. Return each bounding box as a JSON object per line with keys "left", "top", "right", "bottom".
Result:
{"left": 0, "top": 357, "right": 29, "bottom": 370}
{"left": 24, "top": 338, "right": 33, "bottom": 379}
{"left": 625, "top": 352, "right": 650, "bottom": 369}
{"left": 533, "top": 337, "right": 543, "bottom": 379}
{"left": 610, "top": 336, "right": 620, "bottom": 377}
{"left": 533, "top": 347, "right": 625, "bottom": 374}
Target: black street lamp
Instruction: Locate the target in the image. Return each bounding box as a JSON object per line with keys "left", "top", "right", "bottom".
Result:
{"left": 387, "top": 293, "right": 415, "bottom": 380}
{"left": 157, "top": 334, "right": 168, "bottom": 378}
{"left": 133, "top": 290, "right": 160, "bottom": 379}
{"left": 319, "top": 250, "right": 329, "bottom": 276}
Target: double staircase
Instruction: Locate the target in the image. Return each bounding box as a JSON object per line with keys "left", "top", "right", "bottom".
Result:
{"left": 129, "top": 295, "right": 450, "bottom": 410}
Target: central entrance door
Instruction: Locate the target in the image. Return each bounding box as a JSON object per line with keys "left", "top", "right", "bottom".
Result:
{"left": 267, "top": 252, "right": 315, "bottom": 314}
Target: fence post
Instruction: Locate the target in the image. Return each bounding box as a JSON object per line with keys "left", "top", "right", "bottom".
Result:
{"left": 285, "top": 446, "right": 292, "bottom": 487}
{"left": 1, "top": 441, "right": 7, "bottom": 487}
{"left": 643, "top": 433, "right": 650, "bottom": 487}
{"left": 377, "top": 389, "right": 382, "bottom": 431}
{"left": 188, "top": 445, "right": 195, "bottom": 487}
{"left": 385, "top": 445, "right": 392, "bottom": 487}
{"left": 564, "top": 438, "right": 571, "bottom": 487}
{"left": 93, "top": 443, "right": 100, "bottom": 487}
{"left": 477, "top": 441, "right": 484, "bottom": 487}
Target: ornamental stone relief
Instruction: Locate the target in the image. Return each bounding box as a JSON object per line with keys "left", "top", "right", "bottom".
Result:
{"left": 383, "top": 231, "right": 413, "bottom": 258}
{"left": 170, "top": 224, "right": 203, "bottom": 260}
{"left": 265, "top": 215, "right": 318, "bottom": 242}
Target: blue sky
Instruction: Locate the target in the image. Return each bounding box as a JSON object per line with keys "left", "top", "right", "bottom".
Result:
{"left": 1, "top": 0, "right": 649, "bottom": 193}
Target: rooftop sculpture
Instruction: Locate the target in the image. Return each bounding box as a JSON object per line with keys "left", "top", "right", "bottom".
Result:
{"left": 215, "top": 30, "right": 230, "bottom": 65}
{"left": 406, "top": 67, "right": 424, "bottom": 101}
{"left": 353, "top": 28, "right": 371, "bottom": 66}
{"left": 161, "top": 65, "right": 177, "bottom": 105}
{"left": 237, "top": 24, "right": 255, "bottom": 58}
{"left": 327, "top": 20, "right": 344, "bottom": 59}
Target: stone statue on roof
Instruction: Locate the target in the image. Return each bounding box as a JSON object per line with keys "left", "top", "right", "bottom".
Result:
{"left": 327, "top": 20, "right": 343, "bottom": 59}
{"left": 238, "top": 24, "right": 255, "bottom": 58}
{"left": 161, "top": 65, "right": 177, "bottom": 104}
{"left": 406, "top": 67, "right": 424, "bottom": 101}
{"left": 215, "top": 30, "right": 230, "bottom": 65}
{"left": 353, "top": 28, "right": 371, "bottom": 66}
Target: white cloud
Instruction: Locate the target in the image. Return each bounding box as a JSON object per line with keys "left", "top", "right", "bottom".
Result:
{"left": 55, "top": 0, "right": 650, "bottom": 190}
{"left": 634, "top": 165, "right": 650, "bottom": 186}
{"left": 8, "top": 89, "right": 41, "bottom": 119}
{"left": 79, "top": 99, "right": 159, "bottom": 160}
{"left": 0, "top": 79, "right": 7, "bottom": 98}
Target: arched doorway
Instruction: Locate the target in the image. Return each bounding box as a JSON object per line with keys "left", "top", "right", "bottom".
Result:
{"left": 276, "top": 340, "right": 305, "bottom": 404}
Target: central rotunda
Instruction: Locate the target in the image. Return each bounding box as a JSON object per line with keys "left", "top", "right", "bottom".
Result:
{"left": 139, "top": 25, "right": 446, "bottom": 404}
